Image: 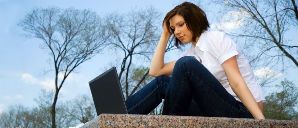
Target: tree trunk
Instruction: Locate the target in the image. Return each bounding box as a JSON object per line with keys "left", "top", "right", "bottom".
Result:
{"left": 130, "top": 70, "right": 149, "bottom": 96}
{"left": 118, "top": 54, "right": 129, "bottom": 81}
{"left": 125, "top": 54, "right": 133, "bottom": 98}
{"left": 51, "top": 89, "right": 59, "bottom": 128}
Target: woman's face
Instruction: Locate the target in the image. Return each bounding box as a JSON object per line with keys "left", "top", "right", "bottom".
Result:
{"left": 169, "top": 14, "right": 194, "bottom": 44}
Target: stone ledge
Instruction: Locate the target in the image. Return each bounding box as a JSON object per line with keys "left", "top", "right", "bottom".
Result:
{"left": 81, "top": 114, "right": 298, "bottom": 128}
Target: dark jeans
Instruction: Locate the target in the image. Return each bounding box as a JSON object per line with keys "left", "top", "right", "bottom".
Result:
{"left": 125, "top": 56, "right": 253, "bottom": 118}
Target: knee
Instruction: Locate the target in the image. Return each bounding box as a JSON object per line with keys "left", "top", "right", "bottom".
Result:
{"left": 155, "top": 75, "right": 170, "bottom": 84}
{"left": 155, "top": 75, "right": 170, "bottom": 93}
{"left": 175, "top": 56, "right": 200, "bottom": 70}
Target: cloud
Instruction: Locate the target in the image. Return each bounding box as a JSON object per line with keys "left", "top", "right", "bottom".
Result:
{"left": 254, "top": 67, "right": 283, "bottom": 79}
{"left": 21, "top": 73, "right": 37, "bottom": 84}
{"left": 21, "top": 73, "right": 55, "bottom": 90}
{"left": 211, "top": 10, "right": 249, "bottom": 32}
{"left": 20, "top": 72, "right": 77, "bottom": 91}
{"left": 39, "top": 79, "right": 55, "bottom": 90}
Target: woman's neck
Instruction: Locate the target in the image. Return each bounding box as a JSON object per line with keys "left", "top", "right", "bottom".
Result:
{"left": 191, "top": 36, "right": 199, "bottom": 46}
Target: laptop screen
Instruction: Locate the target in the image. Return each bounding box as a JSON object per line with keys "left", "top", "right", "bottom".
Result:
{"left": 89, "top": 67, "right": 127, "bottom": 115}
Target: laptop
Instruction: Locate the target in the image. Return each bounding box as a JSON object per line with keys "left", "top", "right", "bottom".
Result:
{"left": 89, "top": 67, "right": 128, "bottom": 115}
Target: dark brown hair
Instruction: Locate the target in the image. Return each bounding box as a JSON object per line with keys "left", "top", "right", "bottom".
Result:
{"left": 163, "top": 2, "right": 209, "bottom": 47}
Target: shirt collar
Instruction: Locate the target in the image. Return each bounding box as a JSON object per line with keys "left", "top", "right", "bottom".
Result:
{"left": 195, "top": 31, "right": 208, "bottom": 51}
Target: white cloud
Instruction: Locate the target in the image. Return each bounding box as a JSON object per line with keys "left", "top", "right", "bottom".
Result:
{"left": 21, "top": 73, "right": 38, "bottom": 84}
{"left": 211, "top": 10, "right": 249, "bottom": 32}
{"left": 39, "top": 79, "right": 55, "bottom": 90}
{"left": 254, "top": 67, "right": 283, "bottom": 79}
{"left": 21, "top": 73, "right": 55, "bottom": 90}
{"left": 20, "top": 72, "right": 77, "bottom": 91}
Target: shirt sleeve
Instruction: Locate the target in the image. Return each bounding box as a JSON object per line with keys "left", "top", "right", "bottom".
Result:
{"left": 210, "top": 32, "right": 239, "bottom": 64}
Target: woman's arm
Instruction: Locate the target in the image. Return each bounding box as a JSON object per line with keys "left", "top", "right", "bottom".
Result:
{"left": 222, "top": 56, "right": 265, "bottom": 119}
{"left": 149, "top": 24, "right": 175, "bottom": 77}
{"left": 258, "top": 101, "right": 264, "bottom": 112}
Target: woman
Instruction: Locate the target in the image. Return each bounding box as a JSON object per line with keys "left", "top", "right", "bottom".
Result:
{"left": 125, "top": 2, "right": 265, "bottom": 119}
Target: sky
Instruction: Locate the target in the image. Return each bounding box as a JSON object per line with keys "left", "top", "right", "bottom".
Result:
{"left": 0, "top": 0, "right": 297, "bottom": 113}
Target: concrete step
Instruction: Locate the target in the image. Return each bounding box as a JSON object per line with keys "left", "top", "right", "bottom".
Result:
{"left": 81, "top": 114, "right": 298, "bottom": 128}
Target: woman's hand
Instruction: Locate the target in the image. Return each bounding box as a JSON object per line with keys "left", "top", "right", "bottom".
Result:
{"left": 162, "top": 22, "right": 171, "bottom": 39}
{"left": 149, "top": 22, "right": 175, "bottom": 77}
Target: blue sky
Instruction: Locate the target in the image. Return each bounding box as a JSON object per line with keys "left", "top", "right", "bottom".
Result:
{"left": 0, "top": 0, "right": 190, "bottom": 113}
{"left": 0, "top": 0, "right": 297, "bottom": 113}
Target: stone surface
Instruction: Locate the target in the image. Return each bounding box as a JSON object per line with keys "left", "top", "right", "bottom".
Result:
{"left": 81, "top": 114, "right": 298, "bottom": 128}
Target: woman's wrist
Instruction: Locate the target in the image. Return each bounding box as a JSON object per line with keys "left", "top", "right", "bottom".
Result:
{"left": 254, "top": 113, "right": 265, "bottom": 120}
{"left": 161, "top": 31, "right": 170, "bottom": 39}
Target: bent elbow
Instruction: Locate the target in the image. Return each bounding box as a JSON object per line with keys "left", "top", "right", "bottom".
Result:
{"left": 148, "top": 70, "right": 158, "bottom": 77}
{"left": 149, "top": 69, "right": 162, "bottom": 77}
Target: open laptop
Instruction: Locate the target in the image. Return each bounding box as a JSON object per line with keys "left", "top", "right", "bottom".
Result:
{"left": 89, "top": 67, "right": 128, "bottom": 115}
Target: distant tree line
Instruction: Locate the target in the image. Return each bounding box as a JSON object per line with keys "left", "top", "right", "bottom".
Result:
{"left": 0, "top": 90, "right": 96, "bottom": 128}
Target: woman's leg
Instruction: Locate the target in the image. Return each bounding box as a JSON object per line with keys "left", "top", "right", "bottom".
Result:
{"left": 125, "top": 76, "right": 170, "bottom": 114}
{"left": 163, "top": 56, "right": 253, "bottom": 118}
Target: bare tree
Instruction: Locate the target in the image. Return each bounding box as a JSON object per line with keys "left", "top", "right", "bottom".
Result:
{"left": 66, "top": 95, "right": 96, "bottom": 124}
{"left": 19, "top": 8, "right": 109, "bottom": 128}
{"left": 31, "top": 90, "right": 53, "bottom": 128}
{"left": 30, "top": 91, "right": 95, "bottom": 127}
{"left": 31, "top": 90, "right": 74, "bottom": 128}
{"left": 105, "top": 8, "right": 159, "bottom": 98}
{"left": 215, "top": 0, "right": 298, "bottom": 69}
{"left": 0, "top": 90, "right": 96, "bottom": 127}
{"left": 289, "top": 0, "right": 298, "bottom": 23}
{"left": 0, "top": 105, "right": 33, "bottom": 128}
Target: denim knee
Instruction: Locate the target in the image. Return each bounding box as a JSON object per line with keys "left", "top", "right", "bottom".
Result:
{"left": 174, "top": 56, "right": 200, "bottom": 71}
{"left": 155, "top": 75, "right": 170, "bottom": 96}
{"left": 155, "top": 75, "right": 169, "bottom": 82}
{"left": 155, "top": 75, "right": 169, "bottom": 86}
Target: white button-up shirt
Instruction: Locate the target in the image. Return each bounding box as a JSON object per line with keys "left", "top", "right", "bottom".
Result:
{"left": 180, "top": 30, "right": 264, "bottom": 102}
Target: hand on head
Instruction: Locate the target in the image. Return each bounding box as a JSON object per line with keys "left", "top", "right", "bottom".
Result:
{"left": 162, "top": 21, "right": 171, "bottom": 38}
